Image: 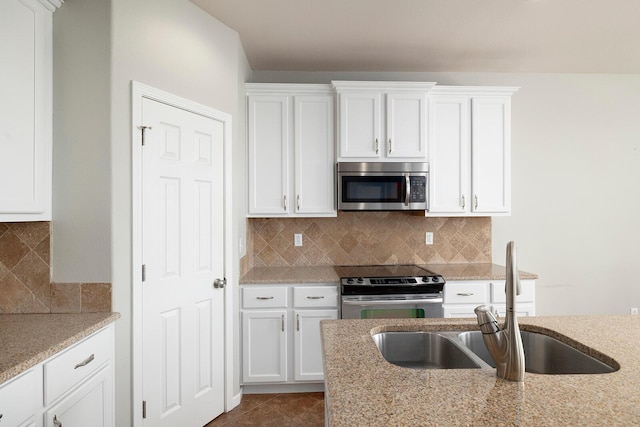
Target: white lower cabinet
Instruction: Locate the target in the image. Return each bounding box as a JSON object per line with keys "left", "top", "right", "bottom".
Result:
{"left": 242, "top": 284, "right": 338, "bottom": 387}
{"left": 294, "top": 310, "right": 336, "bottom": 381}
{"left": 0, "top": 324, "right": 115, "bottom": 427}
{"left": 0, "top": 368, "right": 40, "bottom": 427}
{"left": 443, "top": 280, "right": 535, "bottom": 318}
{"left": 43, "top": 365, "right": 112, "bottom": 427}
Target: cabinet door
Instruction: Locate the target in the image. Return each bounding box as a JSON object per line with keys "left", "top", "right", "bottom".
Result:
{"left": 427, "top": 96, "right": 470, "bottom": 214}
{"left": 248, "top": 95, "right": 289, "bottom": 215}
{"left": 471, "top": 97, "right": 511, "bottom": 214}
{"left": 44, "top": 365, "right": 113, "bottom": 427}
{"left": 294, "top": 95, "right": 335, "bottom": 215}
{"left": 242, "top": 311, "right": 287, "bottom": 383}
{"left": 0, "top": 0, "right": 52, "bottom": 221}
{"left": 294, "top": 309, "right": 338, "bottom": 381}
{"left": 0, "top": 369, "right": 38, "bottom": 427}
{"left": 386, "top": 92, "right": 427, "bottom": 159}
{"left": 338, "top": 92, "right": 381, "bottom": 159}
{"left": 442, "top": 305, "right": 479, "bottom": 318}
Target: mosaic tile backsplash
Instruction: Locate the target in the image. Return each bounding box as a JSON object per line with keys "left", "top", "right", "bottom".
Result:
{"left": 248, "top": 212, "right": 491, "bottom": 268}
{"left": 0, "top": 222, "right": 111, "bottom": 313}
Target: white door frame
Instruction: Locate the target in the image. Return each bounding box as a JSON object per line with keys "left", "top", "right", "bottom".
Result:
{"left": 131, "top": 81, "right": 237, "bottom": 426}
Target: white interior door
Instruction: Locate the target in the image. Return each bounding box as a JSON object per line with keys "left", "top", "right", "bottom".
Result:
{"left": 141, "top": 98, "right": 225, "bottom": 427}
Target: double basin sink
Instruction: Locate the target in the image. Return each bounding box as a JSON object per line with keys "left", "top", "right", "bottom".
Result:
{"left": 372, "top": 329, "right": 618, "bottom": 374}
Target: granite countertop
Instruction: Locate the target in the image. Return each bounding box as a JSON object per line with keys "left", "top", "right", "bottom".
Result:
{"left": 0, "top": 312, "right": 120, "bottom": 384}
{"left": 240, "top": 263, "right": 538, "bottom": 284}
{"left": 321, "top": 315, "right": 640, "bottom": 426}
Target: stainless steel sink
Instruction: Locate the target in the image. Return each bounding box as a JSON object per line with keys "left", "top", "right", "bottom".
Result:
{"left": 372, "top": 331, "right": 482, "bottom": 369}
{"left": 457, "top": 330, "right": 618, "bottom": 374}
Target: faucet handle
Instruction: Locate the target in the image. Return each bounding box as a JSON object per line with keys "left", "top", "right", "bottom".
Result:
{"left": 474, "top": 305, "right": 501, "bottom": 334}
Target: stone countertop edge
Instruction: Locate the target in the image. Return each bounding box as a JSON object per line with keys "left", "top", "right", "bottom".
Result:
{"left": 0, "top": 312, "right": 121, "bottom": 384}
{"left": 239, "top": 263, "right": 538, "bottom": 284}
{"left": 320, "top": 315, "right": 640, "bottom": 426}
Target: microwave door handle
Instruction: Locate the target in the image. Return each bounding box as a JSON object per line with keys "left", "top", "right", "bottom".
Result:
{"left": 404, "top": 175, "right": 410, "bottom": 205}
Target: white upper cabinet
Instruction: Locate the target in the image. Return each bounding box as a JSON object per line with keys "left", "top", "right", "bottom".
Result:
{"left": 333, "top": 81, "right": 435, "bottom": 161}
{"left": 427, "top": 86, "right": 518, "bottom": 216}
{"left": 247, "top": 84, "right": 335, "bottom": 217}
{"left": 0, "top": 0, "right": 61, "bottom": 221}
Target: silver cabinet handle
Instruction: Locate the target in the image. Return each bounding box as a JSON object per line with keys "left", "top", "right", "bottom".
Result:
{"left": 281, "top": 314, "right": 285, "bottom": 332}
{"left": 256, "top": 296, "right": 274, "bottom": 300}
{"left": 474, "top": 195, "right": 478, "bottom": 209}
{"left": 283, "top": 195, "right": 287, "bottom": 211}
{"left": 74, "top": 354, "right": 95, "bottom": 369}
{"left": 296, "top": 314, "right": 300, "bottom": 331}
{"left": 457, "top": 292, "right": 474, "bottom": 296}
{"left": 388, "top": 138, "right": 392, "bottom": 154}
{"left": 306, "top": 296, "right": 325, "bottom": 300}
{"left": 375, "top": 138, "right": 379, "bottom": 154}
{"left": 461, "top": 194, "right": 465, "bottom": 209}
{"left": 297, "top": 194, "right": 300, "bottom": 211}
{"left": 53, "top": 415, "right": 62, "bottom": 427}
{"left": 213, "top": 278, "right": 226, "bottom": 289}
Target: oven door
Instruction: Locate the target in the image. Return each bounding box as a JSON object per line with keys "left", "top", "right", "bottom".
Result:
{"left": 341, "top": 294, "right": 443, "bottom": 319}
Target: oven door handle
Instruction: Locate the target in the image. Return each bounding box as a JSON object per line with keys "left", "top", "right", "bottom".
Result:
{"left": 342, "top": 298, "right": 443, "bottom": 306}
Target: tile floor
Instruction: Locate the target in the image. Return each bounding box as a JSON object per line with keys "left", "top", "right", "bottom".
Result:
{"left": 205, "top": 392, "right": 324, "bottom": 426}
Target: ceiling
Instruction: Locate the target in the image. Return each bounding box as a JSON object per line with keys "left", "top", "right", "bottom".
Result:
{"left": 190, "top": 0, "right": 640, "bottom": 74}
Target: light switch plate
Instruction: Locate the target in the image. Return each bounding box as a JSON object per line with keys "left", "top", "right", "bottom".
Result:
{"left": 294, "top": 234, "right": 303, "bottom": 247}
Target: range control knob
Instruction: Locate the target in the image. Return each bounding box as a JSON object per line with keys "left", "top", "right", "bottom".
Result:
{"left": 421, "top": 276, "right": 429, "bottom": 283}
{"left": 432, "top": 276, "right": 440, "bottom": 283}
{"left": 356, "top": 277, "right": 364, "bottom": 283}
{"left": 346, "top": 278, "right": 354, "bottom": 284}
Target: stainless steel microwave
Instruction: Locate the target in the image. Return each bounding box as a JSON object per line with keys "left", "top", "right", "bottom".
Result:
{"left": 337, "top": 162, "right": 429, "bottom": 211}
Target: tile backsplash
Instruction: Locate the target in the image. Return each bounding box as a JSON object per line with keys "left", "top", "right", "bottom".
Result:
{"left": 248, "top": 212, "right": 491, "bottom": 268}
{"left": 0, "top": 222, "right": 111, "bottom": 313}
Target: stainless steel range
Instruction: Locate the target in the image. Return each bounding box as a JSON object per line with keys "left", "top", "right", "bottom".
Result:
{"left": 336, "top": 265, "right": 445, "bottom": 319}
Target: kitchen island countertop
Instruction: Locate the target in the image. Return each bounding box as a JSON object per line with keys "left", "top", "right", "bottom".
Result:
{"left": 321, "top": 315, "right": 640, "bottom": 426}
{"left": 0, "top": 312, "right": 120, "bottom": 384}
{"left": 240, "top": 263, "right": 537, "bottom": 284}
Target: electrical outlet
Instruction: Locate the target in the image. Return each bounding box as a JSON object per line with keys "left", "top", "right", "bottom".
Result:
{"left": 425, "top": 232, "right": 434, "bottom": 245}
{"left": 631, "top": 307, "right": 638, "bottom": 315}
{"left": 294, "top": 233, "right": 303, "bottom": 247}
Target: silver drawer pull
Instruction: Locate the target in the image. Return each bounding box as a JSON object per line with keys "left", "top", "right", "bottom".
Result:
{"left": 457, "top": 292, "right": 474, "bottom": 296}
{"left": 74, "top": 354, "right": 95, "bottom": 369}
{"left": 53, "top": 415, "right": 62, "bottom": 427}
{"left": 256, "top": 296, "right": 274, "bottom": 300}
{"left": 306, "top": 296, "right": 325, "bottom": 300}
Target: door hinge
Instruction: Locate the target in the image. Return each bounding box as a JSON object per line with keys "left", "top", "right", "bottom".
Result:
{"left": 142, "top": 400, "right": 147, "bottom": 419}
{"left": 138, "top": 125, "right": 152, "bottom": 146}
{"left": 142, "top": 264, "right": 146, "bottom": 282}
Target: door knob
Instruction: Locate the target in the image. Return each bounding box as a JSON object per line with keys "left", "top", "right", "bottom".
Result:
{"left": 213, "top": 278, "right": 226, "bottom": 289}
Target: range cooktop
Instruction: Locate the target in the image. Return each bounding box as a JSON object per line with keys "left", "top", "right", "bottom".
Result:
{"left": 336, "top": 264, "right": 445, "bottom": 295}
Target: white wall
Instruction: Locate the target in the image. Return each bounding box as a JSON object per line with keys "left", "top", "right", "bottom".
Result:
{"left": 54, "top": 1, "right": 249, "bottom": 424}
{"left": 254, "top": 70, "right": 640, "bottom": 316}
{"left": 52, "top": 0, "right": 112, "bottom": 282}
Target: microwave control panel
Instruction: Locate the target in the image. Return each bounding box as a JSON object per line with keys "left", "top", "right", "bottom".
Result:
{"left": 409, "top": 176, "right": 427, "bottom": 202}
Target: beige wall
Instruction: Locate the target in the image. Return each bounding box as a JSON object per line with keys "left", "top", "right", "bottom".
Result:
{"left": 253, "top": 70, "right": 640, "bottom": 316}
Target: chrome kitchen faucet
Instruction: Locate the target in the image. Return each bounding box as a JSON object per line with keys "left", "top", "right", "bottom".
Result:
{"left": 474, "top": 241, "right": 525, "bottom": 382}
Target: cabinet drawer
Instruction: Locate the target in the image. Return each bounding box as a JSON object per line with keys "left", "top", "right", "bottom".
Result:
{"left": 491, "top": 280, "right": 535, "bottom": 303}
{"left": 443, "top": 281, "right": 488, "bottom": 304}
{"left": 0, "top": 369, "right": 37, "bottom": 426}
{"left": 44, "top": 326, "right": 113, "bottom": 405}
{"left": 293, "top": 286, "right": 338, "bottom": 308}
{"left": 243, "top": 286, "right": 288, "bottom": 308}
